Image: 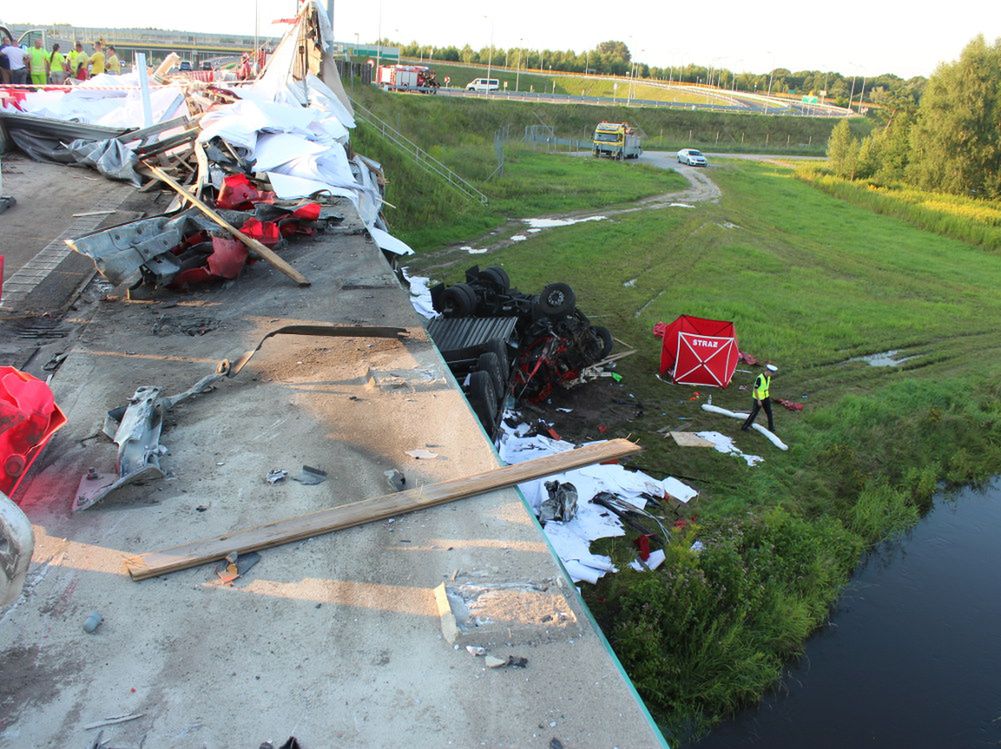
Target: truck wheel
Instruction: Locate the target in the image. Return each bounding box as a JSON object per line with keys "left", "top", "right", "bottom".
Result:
{"left": 478, "top": 266, "right": 510, "bottom": 292}
{"left": 441, "top": 283, "right": 477, "bottom": 316}
{"left": 467, "top": 370, "right": 498, "bottom": 429}
{"left": 485, "top": 338, "right": 510, "bottom": 376}
{"left": 591, "top": 326, "right": 614, "bottom": 360}
{"left": 477, "top": 352, "right": 506, "bottom": 396}
{"left": 535, "top": 283, "right": 576, "bottom": 317}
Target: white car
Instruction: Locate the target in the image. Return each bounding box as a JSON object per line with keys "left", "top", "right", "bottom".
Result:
{"left": 466, "top": 77, "right": 500, "bottom": 93}
{"left": 677, "top": 148, "right": 708, "bottom": 167}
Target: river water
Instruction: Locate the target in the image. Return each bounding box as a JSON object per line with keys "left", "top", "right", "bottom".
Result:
{"left": 697, "top": 479, "right": 1001, "bottom": 749}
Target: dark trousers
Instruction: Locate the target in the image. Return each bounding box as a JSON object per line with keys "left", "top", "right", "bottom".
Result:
{"left": 742, "top": 397, "right": 774, "bottom": 432}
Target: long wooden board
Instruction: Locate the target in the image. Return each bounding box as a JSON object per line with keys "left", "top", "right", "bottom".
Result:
{"left": 145, "top": 163, "right": 311, "bottom": 287}
{"left": 126, "top": 438, "right": 642, "bottom": 580}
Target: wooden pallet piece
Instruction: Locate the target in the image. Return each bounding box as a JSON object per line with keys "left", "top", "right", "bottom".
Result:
{"left": 669, "top": 431, "right": 715, "bottom": 448}
{"left": 126, "top": 438, "right": 641, "bottom": 580}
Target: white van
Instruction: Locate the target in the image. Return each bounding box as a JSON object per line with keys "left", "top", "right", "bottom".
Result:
{"left": 466, "top": 78, "right": 500, "bottom": 93}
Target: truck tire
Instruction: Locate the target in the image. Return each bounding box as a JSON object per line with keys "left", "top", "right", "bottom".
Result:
{"left": 535, "top": 283, "right": 576, "bottom": 317}
{"left": 478, "top": 266, "right": 510, "bottom": 292}
{"left": 477, "top": 352, "right": 506, "bottom": 396}
{"left": 467, "top": 370, "right": 498, "bottom": 429}
{"left": 441, "top": 283, "right": 477, "bottom": 316}
{"left": 485, "top": 338, "right": 509, "bottom": 376}
{"left": 591, "top": 326, "right": 614, "bottom": 360}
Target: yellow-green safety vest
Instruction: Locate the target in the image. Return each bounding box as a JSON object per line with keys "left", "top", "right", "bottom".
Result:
{"left": 753, "top": 374, "right": 771, "bottom": 400}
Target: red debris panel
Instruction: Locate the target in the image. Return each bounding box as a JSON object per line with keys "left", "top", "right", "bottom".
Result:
{"left": 0, "top": 367, "right": 67, "bottom": 496}
{"left": 776, "top": 398, "right": 804, "bottom": 412}
{"left": 655, "top": 315, "right": 740, "bottom": 388}
{"left": 216, "top": 173, "right": 275, "bottom": 210}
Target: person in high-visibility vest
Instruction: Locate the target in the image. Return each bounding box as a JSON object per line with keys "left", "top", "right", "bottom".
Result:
{"left": 742, "top": 363, "right": 777, "bottom": 433}
{"left": 27, "top": 38, "right": 49, "bottom": 86}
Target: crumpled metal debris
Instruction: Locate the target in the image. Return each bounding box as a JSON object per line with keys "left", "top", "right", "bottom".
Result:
{"left": 67, "top": 203, "right": 343, "bottom": 288}
{"left": 266, "top": 469, "right": 289, "bottom": 484}
{"left": 538, "top": 480, "right": 578, "bottom": 524}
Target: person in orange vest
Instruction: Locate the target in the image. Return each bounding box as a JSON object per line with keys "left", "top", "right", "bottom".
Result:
{"left": 741, "top": 364, "right": 777, "bottom": 433}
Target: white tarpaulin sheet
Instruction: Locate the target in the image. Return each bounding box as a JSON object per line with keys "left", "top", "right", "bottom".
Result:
{"left": 498, "top": 418, "right": 698, "bottom": 583}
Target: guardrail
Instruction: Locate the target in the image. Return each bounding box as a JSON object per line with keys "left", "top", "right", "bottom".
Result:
{"left": 349, "top": 98, "right": 489, "bottom": 205}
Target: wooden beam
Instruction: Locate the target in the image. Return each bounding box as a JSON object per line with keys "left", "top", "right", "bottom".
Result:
{"left": 126, "top": 438, "right": 642, "bottom": 580}
{"left": 145, "top": 163, "right": 311, "bottom": 287}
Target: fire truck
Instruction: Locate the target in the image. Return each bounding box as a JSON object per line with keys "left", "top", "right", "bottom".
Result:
{"left": 375, "top": 64, "right": 439, "bottom": 94}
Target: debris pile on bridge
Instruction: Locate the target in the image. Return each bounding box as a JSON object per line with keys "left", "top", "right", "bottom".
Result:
{"left": 0, "top": 0, "right": 413, "bottom": 294}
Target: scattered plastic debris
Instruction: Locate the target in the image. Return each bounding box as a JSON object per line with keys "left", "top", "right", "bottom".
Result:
{"left": 406, "top": 448, "right": 439, "bottom": 460}
{"left": 83, "top": 611, "right": 103, "bottom": 634}
{"left": 266, "top": 469, "right": 289, "bottom": 484}
{"left": 384, "top": 469, "right": 406, "bottom": 491}
{"left": 695, "top": 431, "right": 763, "bottom": 466}
{"left": 510, "top": 234, "right": 528, "bottom": 242}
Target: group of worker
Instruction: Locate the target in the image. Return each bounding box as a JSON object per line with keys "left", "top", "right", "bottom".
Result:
{"left": 0, "top": 37, "right": 122, "bottom": 86}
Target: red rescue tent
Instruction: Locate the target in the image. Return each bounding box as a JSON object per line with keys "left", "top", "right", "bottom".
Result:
{"left": 655, "top": 315, "right": 740, "bottom": 388}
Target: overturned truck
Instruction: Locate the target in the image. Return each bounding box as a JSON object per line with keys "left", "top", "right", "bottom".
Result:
{"left": 427, "top": 266, "right": 615, "bottom": 434}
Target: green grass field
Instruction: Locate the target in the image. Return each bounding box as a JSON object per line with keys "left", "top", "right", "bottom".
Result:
{"left": 405, "top": 156, "right": 1001, "bottom": 743}
{"left": 414, "top": 59, "right": 720, "bottom": 106}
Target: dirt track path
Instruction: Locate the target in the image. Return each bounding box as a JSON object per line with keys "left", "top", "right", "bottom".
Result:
{"left": 412, "top": 151, "right": 721, "bottom": 273}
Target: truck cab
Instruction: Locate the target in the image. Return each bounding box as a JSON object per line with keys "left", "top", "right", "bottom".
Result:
{"left": 592, "top": 121, "right": 642, "bottom": 160}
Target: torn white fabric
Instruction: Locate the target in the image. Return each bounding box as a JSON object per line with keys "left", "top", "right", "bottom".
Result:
{"left": 265, "top": 172, "right": 355, "bottom": 201}
{"left": 498, "top": 417, "right": 697, "bottom": 583}
{"left": 695, "top": 431, "right": 763, "bottom": 467}
{"left": 252, "top": 133, "right": 329, "bottom": 172}
{"left": 663, "top": 477, "right": 698, "bottom": 503}
{"left": 369, "top": 227, "right": 415, "bottom": 256}
{"left": 629, "top": 548, "right": 666, "bottom": 572}
{"left": 701, "top": 402, "right": 788, "bottom": 450}
{"left": 401, "top": 268, "right": 438, "bottom": 319}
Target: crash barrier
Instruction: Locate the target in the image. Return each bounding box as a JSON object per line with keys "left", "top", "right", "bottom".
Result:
{"left": 349, "top": 98, "right": 489, "bottom": 205}
{"left": 0, "top": 367, "right": 67, "bottom": 496}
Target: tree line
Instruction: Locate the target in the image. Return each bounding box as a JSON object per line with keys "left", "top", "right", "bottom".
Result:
{"left": 827, "top": 35, "right": 1001, "bottom": 199}
{"left": 385, "top": 38, "right": 925, "bottom": 109}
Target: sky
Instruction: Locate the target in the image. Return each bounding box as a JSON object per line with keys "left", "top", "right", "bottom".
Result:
{"left": 7, "top": 0, "right": 1001, "bottom": 79}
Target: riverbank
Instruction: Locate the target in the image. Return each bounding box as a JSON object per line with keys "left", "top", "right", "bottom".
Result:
{"left": 697, "top": 478, "right": 1001, "bottom": 748}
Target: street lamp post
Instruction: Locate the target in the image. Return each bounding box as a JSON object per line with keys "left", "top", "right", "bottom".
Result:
{"left": 484, "top": 17, "right": 494, "bottom": 89}
{"left": 515, "top": 39, "right": 523, "bottom": 92}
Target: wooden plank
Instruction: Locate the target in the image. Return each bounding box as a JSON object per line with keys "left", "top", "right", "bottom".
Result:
{"left": 145, "top": 163, "right": 311, "bottom": 287}
{"left": 126, "top": 438, "right": 641, "bottom": 580}
{"left": 669, "top": 431, "right": 714, "bottom": 448}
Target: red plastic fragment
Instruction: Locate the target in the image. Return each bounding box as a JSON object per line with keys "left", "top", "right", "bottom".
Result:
{"left": 239, "top": 218, "right": 281, "bottom": 246}
{"left": 0, "top": 367, "right": 67, "bottom": 497}
{"left": 205, "top": 237, "right": 248, "bottom": 279}
{"left": 633, "top": 534, "right": 653, "bottom": 561}
{"left": 216, "top": 173, "right": 275, "bottom": 210}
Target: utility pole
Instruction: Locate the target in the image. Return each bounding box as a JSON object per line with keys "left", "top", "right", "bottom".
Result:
{"left": 857, "top": 76, "right": 866, "bottom": 114}
{"left": 848, "top": 74, "right": 856, "bottom": 112}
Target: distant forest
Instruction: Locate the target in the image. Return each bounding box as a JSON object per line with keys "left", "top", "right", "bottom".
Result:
{"left": 384, "top": 38, "right": 926, "bottom": 111}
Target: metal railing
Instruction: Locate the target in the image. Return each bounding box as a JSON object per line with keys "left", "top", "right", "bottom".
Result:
{"left": 349, "top": 98, "right": 489, "bottom": 205}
